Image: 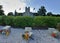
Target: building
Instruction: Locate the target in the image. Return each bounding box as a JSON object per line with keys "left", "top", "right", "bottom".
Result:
{"left": 23, "top": 7, "right": 33, "bottom": 16}
{"left": 14, "top": 7, "right": 38, "bottom": 16}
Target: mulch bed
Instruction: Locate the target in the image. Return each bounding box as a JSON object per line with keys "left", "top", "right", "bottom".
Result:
{"left": 32, "top": 26, "right": 48, "bottom": 30}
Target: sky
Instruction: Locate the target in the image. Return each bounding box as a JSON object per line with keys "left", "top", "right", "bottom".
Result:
{"left": 0, "top": 0, "right": 60, "bottom": 15}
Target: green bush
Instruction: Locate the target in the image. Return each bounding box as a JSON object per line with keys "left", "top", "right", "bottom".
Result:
{"left": 33, "top": 16, "right": 47, "bottom": 27}
{"left": 0, "top": 16, "right": 60, "bottom": 28}
{"left": 0, "top": 16, "right": 6, "bottom": 25}
{"left": 56, "top": 23, "right": 60, "bottom": 31}
{"left": 45, "top": 16, "right": 57, "bottom": 27}
{"left": 13, "top": 16, "right": 25, "bottom": 27}
{"left": 13, "top": 16, "right": 33, "bottom": 27}
{"left": 0, "top": 16, "right": 2, "bottom": 25}
{"left": 4, "top": 16, "right": 14, "bottom": 26}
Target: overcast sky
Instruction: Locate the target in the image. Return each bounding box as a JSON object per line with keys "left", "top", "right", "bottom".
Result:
{"left": 0, "top": 0, "right": 60, "bottom": 15}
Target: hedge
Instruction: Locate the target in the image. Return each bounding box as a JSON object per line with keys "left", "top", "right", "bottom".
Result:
{"left": 0, "top": 16, "right": 2, "bottom": 25}
{"left": 0, "top": 16, "right": 60, "bottom": 28}
{"left": 13, "top": 16, "right": 33, "bottom": 27}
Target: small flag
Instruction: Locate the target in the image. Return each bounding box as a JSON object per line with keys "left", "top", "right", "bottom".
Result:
{"left": 19, "top": 8, "right": 21, "bottom": 10}
{"left": 33, "top": 8, "right": 35, "bottom": 10}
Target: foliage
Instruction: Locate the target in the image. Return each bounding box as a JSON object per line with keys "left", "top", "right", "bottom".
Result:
{"left": 0, "top": 5, "right": 5, "bottom": 16}
{"left": 0, "top": 5, "right": 2, "bottom": 10}
{"left": 13, "top": 16, "right": 33, "bottom": 27}
{"left": 37, "top": 6, "right": 47, "bottom": 16}
{"left": 0, "top": 16, "right": 60, "bottom": 28}
{"left": 7, "top": 12, "right": 13, "bottom": 16}
{"left": 47, "top": 12, "right": 53, "bottom": 16}
{"left": 56, "top": 23, "right": 60, "bottom": 31}
{"left": 14, "top": 10, "right": 18, "bottom": 16}
{"left": 0, "top": 16, "right": 2, "bottom": 25}
{"left": 4, "top": 16, "right": 14, "bottom": 26}
{"left": 33, "top": 16, "right": 46, "bottom": 27}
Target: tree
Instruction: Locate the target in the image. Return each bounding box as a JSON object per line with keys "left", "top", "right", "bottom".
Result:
{"left": 0, "top": 5, "right": 5, "bottom": 16}
{"left": 47, "top": 12, "right": 53, "bottom": 16}
{"left": 14, "top": 10, "right": 18, "bottom": 16}
{"left": 7, "top": 12, "right": 13, "bottom": 16}
{"left": 0, "top": 5, "right": 2, "bottom": 10}
{"left": 37, "top": 6, "right": 47, "bottom": 16}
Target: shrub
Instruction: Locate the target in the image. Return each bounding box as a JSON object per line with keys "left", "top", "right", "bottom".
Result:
{"left": 13, "top": 16, "right": 33, "bottom": 27}
{"left": 4, "top": 16, "right": 14, "bottom": 26}
{"left": 33, "top": 16, "right": 47, "bottom": 27}
{"left": 45, "top": 16, "right": 57, "bottom": 27}
{"left": 0, "top": 16, "right": 60, "bottom": 28}
{"left": 0, "top": 16, "right": 2, "bottom": 25}
{"left": 0, "top": 16, "right": 6, "bottom": 25}
{"left": 56, "top": 23, "right": 60, "bottom": 31}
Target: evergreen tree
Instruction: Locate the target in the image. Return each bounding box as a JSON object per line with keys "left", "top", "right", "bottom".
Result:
{"left": 7, "top": 12, "right": 13, "bottom": 16}
{"left": 0, "top": 5, "right": 5, "bottom": 16}
{"left": 38, "top": 6, "right": 47, "bottom": 16}
{"left": 14, "top": 10, "right": 18, "bottom": 16}
{"left": 47, "top": 12, "right": 53, "bottom": 16}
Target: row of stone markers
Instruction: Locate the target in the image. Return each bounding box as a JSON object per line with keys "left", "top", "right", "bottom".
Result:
{"left": 0, "top": 26, "right": 11, "bottom": 36}
{"left": 0, "top": 26, "right": 60, "bottom": 43}
{"left": 0, "top": 26, "right": 60, "bottom": 39}
{"left": 22, "top": 27, "right": 34, "bottom": 42}
{"left": 22, "top": 27, "right": 60, "bottom": 43}
{"left": 48, "top": 28, "right": 60, "bottom": 39}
